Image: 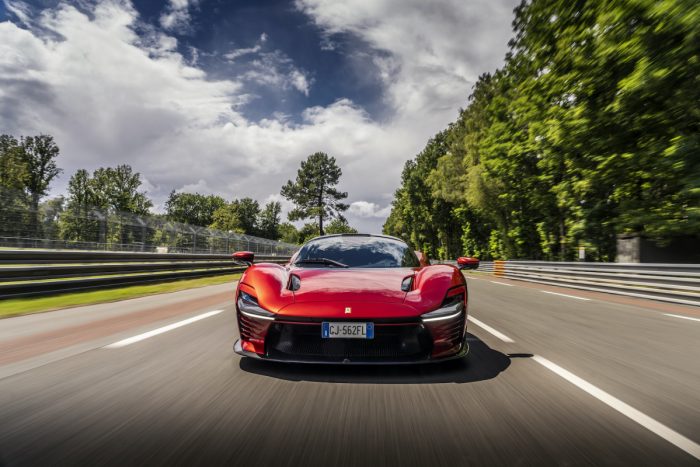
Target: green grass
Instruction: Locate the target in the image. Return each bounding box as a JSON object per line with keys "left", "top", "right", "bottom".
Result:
{"left": 0, "top": 273, "right": 241, "bottom": 319}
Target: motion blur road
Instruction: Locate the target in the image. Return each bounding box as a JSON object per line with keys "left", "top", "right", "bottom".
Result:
{"left": 1, "top": 275, "right": 699, "bottom": 466}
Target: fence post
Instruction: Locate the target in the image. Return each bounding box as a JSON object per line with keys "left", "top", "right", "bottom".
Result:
{"left": 494, "top": 260, "right": 505, "bottom": 277}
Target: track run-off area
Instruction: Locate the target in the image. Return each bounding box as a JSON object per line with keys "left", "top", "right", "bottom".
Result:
{"left": 0, "top": 274, "right": 699, "bottom": 466}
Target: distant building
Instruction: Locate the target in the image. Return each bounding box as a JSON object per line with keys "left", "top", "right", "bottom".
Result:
{"left": 616, "top": 234, "right": 700, "bottom": 263}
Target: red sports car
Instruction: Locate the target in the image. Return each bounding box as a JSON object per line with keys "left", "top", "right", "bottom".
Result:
{"left": 232, "top": 234, "right": 479, "bottom": 364}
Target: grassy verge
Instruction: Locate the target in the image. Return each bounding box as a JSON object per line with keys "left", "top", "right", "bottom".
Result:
{"left": 0, "top": 273, "right": 241, "bottom": 319}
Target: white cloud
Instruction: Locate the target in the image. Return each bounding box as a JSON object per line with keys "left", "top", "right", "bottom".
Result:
{"left": 224, "top": 34, "right": 313, "bottom": 96}
{"left": 349, "top": 201, "right": 391, "bottom": 218}
{"left": 295, "top": 0, "right": 516, "bottom": 121}
{"left": 288, "top": 69, "right": 311, "bottom": 96}
{"left": 176, "top": 179, "right": 218, "bottom": 196}
{"left": 242, "top": 50, "right": 313, "bottom": 96}
{"left": 224, "top": 45, "right": 262, "bottom": 62}
{"left": 159, "top": 0, "right": 197, "bottom": 33}
{"left": 0, "top": 0, "right": 517, "bottom": 234}
{"left": 4, "top": 0, "right": 32, "bottom": 24}
{"left": 224, "top": 33, "right": 268, "bottom": 61}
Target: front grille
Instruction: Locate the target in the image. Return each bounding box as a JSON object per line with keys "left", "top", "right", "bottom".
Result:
{"left": 265, "top": 321, "right": 432, "bottom": 362}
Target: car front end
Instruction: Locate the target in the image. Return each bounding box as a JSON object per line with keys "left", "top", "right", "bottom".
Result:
{"left": 234, "top": 282, "right": 470, "bottom": 365}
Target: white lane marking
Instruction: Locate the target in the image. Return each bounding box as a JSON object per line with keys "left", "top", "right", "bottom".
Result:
{"left": 541, "top": 290, "right": 591, "bottom": 301}
{"left": 664, "top": 313, "right": 700, "bottom": 323}
{"left": 467, "top": 316, "right": 515, "bottom": 343}
{"left": 532, "top": 355, "right": 700, "bottom": 461}
{"left": 490, "top": 281, "right": 514, "bottom": 286}
{"left": 105, "top": 310, "right": 224, "bottom": 348}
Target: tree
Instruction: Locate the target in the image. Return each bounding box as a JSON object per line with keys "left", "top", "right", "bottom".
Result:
{"left": 385, "top": 0, "right": 700, "bottom": 261}
{"left": 60, "top": 165, "right": 153, "bottom": 245}
{"left": 0, "top": 134, "right": 62, "bottom": 239}
{"left": 211, "top": 202, "right": 244, "bottom": 233}
{"left": 298, "top": 222, "right": 321, "bottom": 243}
{"left": 60, "top": 169, "right": 101, "bottom": 242}
{"left": 91, "top": 165, "right": 152, "bottom": 215}
{"left": 236, "top": 198, "right": 261, "bottom": 235}
{"left": 258, "top": 201, "right": 282, "bottom": 239}
{"left": 325, "top": 218, "right": 358, "bottom": 235}
{"left": 0, "top": 135, "right": 29, "bottom": 237}
{"left": 19, "top": 135, "right": 62, "bottom": 237}
{"left": 278, "top": 222, "right": 300, "bottom": 244}
{"left": 165, "top": 191, "right": 225, "bottom": 227}
{"left": 39, "top": 196, "right": 64, "bottom": 240}
{"left": 20, "top": 135, "right": 62, "bottom": 208}
{"left": 210, "top": 198, "right": 261, "bottom": 235}
{"left": 0, "top": 135, "right": 26, "bottom": 192}
{"left": 281, "top": 152, "right": 348, "bottom": 236}
{"left": 383, "top": 132, "right": 464, "bottom": 259}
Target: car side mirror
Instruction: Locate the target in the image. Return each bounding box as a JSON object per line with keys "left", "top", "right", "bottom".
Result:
{"left": 457, "top": 257, "right": 479, "bottom": 270}
{"left": 232, "top": 251, "right": 254, "bottom": 266}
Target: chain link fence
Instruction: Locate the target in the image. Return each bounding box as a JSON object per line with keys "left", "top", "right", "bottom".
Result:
{"left": 0, "top": 189, "right": 297, "bottom": 256}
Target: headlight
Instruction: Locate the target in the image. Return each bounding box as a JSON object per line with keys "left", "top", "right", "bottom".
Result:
{"left": 421, "top": 289, "right": 465, "bottom": 322}
{"left": 237, "top": 290, "right": 275, "bottom": 320}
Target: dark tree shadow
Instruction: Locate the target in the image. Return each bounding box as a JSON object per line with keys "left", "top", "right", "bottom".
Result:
{"left": 239, "top": 333, "right": 526, "bottom": 384}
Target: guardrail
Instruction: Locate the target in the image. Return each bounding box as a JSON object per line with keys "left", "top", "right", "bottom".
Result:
{"left": 0, "top": 250, "right": 290, "bottom": 299}
{"left": 470, "top": 260, "right": 700, "bottom": 306}
{"left": 0, "top": 250, "right": 269, "bottom": 264}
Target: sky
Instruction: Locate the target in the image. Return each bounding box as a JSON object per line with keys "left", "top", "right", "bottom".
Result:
{"left": 0, "top": 0, "right": 519, "bottom": 234}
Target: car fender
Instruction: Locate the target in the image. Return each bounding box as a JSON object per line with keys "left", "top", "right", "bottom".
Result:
{"left": 239, "top": 263, "right": 295, "bottom": 312}
{"left": 403, "top": 265, "right": 465, "bottom": 312}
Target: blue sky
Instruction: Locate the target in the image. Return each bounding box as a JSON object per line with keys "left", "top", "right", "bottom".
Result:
{"left": 130, "top": 0, "right": 388, "bottom": 122}
{"left": 0, "top": 0, "right": 518, "bottom": 233}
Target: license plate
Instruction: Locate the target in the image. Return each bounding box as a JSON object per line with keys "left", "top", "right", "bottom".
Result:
{"left": 322, "top": 322, "right": 374, "bottom": 339}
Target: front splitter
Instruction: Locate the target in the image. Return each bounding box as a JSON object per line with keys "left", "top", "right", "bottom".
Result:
{"left": 233, "top": 339, "right": 469, "bottom": 365}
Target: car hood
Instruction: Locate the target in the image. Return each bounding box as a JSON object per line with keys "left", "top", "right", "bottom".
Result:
{"left": 289, "top": 267, "right": 414, "bottom": 304}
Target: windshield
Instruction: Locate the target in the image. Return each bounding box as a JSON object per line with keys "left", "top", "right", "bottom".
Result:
{"left": 294, "top": 236, "right": 420, "bottom": 268}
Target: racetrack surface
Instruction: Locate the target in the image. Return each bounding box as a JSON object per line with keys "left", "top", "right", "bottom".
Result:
{"left": 1, "top": 277, "right": 699, "bottom": 466}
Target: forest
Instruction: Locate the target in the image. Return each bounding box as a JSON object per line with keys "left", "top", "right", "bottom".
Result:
{"left": 383, "top": 0, "right": 699, "bottom": 261}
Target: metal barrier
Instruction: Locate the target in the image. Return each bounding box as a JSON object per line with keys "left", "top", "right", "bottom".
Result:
{"left": 0, "top": 250, "right": 291, "bottom": 299}
{"left": 470, "top": 261, "right": 700, "bottom": 306}
{"left": 7, "top": 252, "right": 697, "bottom": 305}
{"left": 0, "top": 250, "right": 282, "bottom": 264}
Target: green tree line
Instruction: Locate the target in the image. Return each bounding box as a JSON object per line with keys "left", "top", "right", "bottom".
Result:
{"left": 1, "top": 135, "right": 356, "bottom": 246}
{"left": 166, "top": 151, "right": 356, "bottom": 243}
{"left": 384, "top": 0, "right": 700, "bottom": 261}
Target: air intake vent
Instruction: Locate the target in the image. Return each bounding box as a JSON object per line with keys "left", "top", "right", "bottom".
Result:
{"left": 288, "top": 274, "right": 301, "bottom": 291}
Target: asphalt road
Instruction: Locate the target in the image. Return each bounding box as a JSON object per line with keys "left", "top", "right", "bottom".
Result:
{"left": 0, "top": 276, "right": 699, "bottom": 466}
